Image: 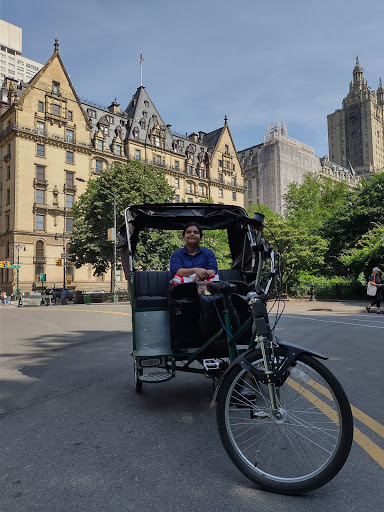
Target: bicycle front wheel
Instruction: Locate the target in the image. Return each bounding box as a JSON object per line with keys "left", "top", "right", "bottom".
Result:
{"left": 216, "top": 351, "right": 353, "bottom": 494}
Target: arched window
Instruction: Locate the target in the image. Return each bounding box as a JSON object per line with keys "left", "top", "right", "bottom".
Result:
{"left": 36, "top": 240, "right": 45, "bottom": 260}
{"left": 186, "top": 182, "right": 194, "bottom": 194}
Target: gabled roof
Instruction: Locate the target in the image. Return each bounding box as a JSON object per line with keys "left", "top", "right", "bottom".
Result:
{"left": 202, "top": 127, "right": 224, "bottom": 152}
{"left": 14, "top": 41, "right": 91, "bottom": 129}
{"left": 125, "top": 86, "right": 166, "bottom": 139}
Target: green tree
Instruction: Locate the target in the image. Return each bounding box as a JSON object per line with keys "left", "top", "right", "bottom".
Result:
{"left": 340, "top": 224, "right": 384, "bottom": 276}
{"left": 283, "top": 173, "right": 349, "bottom": 232}
{"left": 69, "top": 161, "right": 176, "bottom": 280}
{"left": 323, "top": 172, "right": 384, "bottom": 273}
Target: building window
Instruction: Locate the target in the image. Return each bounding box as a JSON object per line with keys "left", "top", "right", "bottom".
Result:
{"left": 68, "top": 110, "right": 73, "bottom": 121}
{"left": 101, "top": 125, "right": 109, "bottom": 136}
{"left": 66, "top": 194, "right": 74, "bottom": 208}
{"left": 96, "top": 139, "right": 103, "bottom": 150}
{"left": 35, "top": 265, "right": 45, "bottom": 282}
{"left": 198, "top": 185, "right": 204, "bottom": 196}
{"left": 87, "top": 109, "right": 96, "bottom": 118}
{"left": 232, "top": 191, "right": 236, "bottom": 201}
{"left": 115, "top": 144, "right": 121, "bottom": 155}
{"left": 188, "top": 165, "right": 193, "bottom": 175}
{"left": 36, "top": 165, "right": 45, "bottom": 181}
{"left": 95, "top": 160, "right": 102, "bottom": 173}
{"left": 133, "top": 128, "right": 139, "bottom": 140}
{"left": 66, "top": 129, "right": 74, "bottom": 143}
{"left": 53, "top": 104, "right": 60, "bottom": 116}
{"left": 175, "top": 160, "right": 179, "bottom": 170}
{"left": 6, "top": 165, "right": 10, "bottom": 180}
{"left": 37, "top": 143, "right": 45, "bottom": 157}
{"left": 65, "top": 218, "right": 73, "bottom": 232}
{"left": 175, "top": 194, "right": 180, "bottom": 202}
{"left": 66, "top": 171, "right": 74, "bottom": 187}
{"left": 6, "top": 188, "right": 10, "bottom": 205}
{"left": 35, "top": 189, "right": 45, "bottom": 204}
{"left": 219, "top": 189, "right": 223, "bottom": 198}
{"left": 36, "top": 241, "right": 45, "bottom": 259}
{"left": 225, "top": 145, "right": 229, "bottom": 154}
{"left": 186, "top": 182, "right": 193, "bottom": 194}
{"left": 155, "top": 136, "right": 160, "bottom": 147}
{"left": 200, "top": 168, "right": 205, "bottom": 178}
{"left": 66, "top": 151, "right": 74, "bottom": 163}
{"left": 53, "top": 82, "right": 59, "bottom": 95}
{"left": 175, "top": 178, "right": 179, "bottom": 188}
{"left": 218, "top": 159, "right": 223, "bottom": 167}
{"left": 188, "top": 198, "right": 193, "bottom": 203}
{"left": 38, "top": 101, "right": 44, "bottom": 112}
{"left": 231, "top": 177, "right": 237, "bottom": 186}
{"left": 135, "top": 149, "right": 141, "bottom": 160}
{"left": 218, "top": 173, "right": 223, "bottom": 183}
{"left": 6, "top": 214, "right": 10, "bottom": 232}
{"left": 156, "top": 155, "right": 162, "bottom": 165}
{"left": 37, "top": 121, "right": 45, "bottom": 136}
{"left": 36, "top": 214, "right": 45, "bottom": 230}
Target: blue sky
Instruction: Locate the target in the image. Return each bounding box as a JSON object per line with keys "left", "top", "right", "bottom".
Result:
{"left": 1, "top": 0, "right": 384, "bottom": 157}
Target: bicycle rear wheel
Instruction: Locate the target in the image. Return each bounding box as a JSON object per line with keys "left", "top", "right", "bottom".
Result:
{"left": 216, "top": 350, "right": 353, "bottom": 494}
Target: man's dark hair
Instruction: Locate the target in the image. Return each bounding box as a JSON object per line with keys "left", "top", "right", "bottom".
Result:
{"left": 182, "top": 223, "right": 203, "bottom": 238}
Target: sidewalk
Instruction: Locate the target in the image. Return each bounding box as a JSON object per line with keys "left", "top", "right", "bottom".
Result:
{"left": 271, "top": 298, "right": 372, "bottom": 315}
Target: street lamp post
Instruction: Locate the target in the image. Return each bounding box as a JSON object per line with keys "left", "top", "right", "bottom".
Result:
{"left": 11, "top": 242, "right": 26, "bottom": 296}
{"left": 76, "top": 178, "right": 118, "bottom": 302}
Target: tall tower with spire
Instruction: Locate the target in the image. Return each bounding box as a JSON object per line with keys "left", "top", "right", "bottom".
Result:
{"left": 327, "top": 57, "right": 384, "bottom": 175}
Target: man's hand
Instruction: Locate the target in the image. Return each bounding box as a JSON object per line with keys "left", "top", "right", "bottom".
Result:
{"left": 193, "top": 268, "right": 209, "bottom": 281}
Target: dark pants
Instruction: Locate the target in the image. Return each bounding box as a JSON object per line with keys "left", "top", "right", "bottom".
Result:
{"left": 370, "top": 289, "right": 382, "bottom": 308}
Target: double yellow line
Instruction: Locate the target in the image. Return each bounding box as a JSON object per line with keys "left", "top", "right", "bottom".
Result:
{"left": 300, "top": 379, "right": 384, "bottom": 469}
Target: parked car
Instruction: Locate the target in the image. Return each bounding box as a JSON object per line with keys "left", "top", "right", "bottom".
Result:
{"left": 45, "top": 288, "right": 74, "bottom": 301}
{"left": 88, "top": 289, "right": 106, "bottom": 294}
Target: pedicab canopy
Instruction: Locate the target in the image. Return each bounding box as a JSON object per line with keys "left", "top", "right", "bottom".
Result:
{"left": 118, "top": 203, "right": 262, "bottom": 278}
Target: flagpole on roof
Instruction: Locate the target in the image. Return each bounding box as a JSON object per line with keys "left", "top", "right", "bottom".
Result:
{"left": 140, "top": 50, "right": 144, "bottom": 86}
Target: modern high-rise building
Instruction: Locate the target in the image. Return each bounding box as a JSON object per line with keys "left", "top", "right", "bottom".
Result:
{"left": 0, "top": 19, "right": 43, "bottom": 84}
{"left": 327, "top": 57, "right": 384, "bottom": 177}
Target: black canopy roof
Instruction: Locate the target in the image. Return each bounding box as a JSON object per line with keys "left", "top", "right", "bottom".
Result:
{"left": 118, "top": 203, "right": 254, "bottom": 270}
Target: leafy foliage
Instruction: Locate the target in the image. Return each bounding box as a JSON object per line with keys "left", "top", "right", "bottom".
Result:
{"left": 339, "top": 224, "right": 384, "bottom": 276}
{"left": 283, "top": 173, "right": 349, "bottom": 232}
{"left": 69, "top": 161, "right": 175, "bottom": 276}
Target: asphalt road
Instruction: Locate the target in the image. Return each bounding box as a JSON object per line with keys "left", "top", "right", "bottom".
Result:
{"left": 0, "top": 303, "right": 383, "bottom": 512}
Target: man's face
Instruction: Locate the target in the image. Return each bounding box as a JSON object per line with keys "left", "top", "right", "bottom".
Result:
{"left": 184, "top": 226, "right": 201, "bottom": 244}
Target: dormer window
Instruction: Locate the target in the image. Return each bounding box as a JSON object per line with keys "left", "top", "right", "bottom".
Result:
{"left": 144, "top": 100, "right": 149, "bottom": 107}
{"left": 133, "top": 127, "right": 139, "bottom": 140}
{"left": 142, "top": 111, "right": 147, "bottom": 118}
{"left": 140, "top": 119, "right": 146, "bottom": 129}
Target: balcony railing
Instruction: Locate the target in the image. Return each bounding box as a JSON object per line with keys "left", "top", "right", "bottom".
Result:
{"left": 0, "top": 122, "right": 92, "bottom": 148}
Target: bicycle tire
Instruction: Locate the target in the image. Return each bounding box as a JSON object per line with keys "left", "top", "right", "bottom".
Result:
{"left": 216, "top": 350, "right": 353, "bottom": 494}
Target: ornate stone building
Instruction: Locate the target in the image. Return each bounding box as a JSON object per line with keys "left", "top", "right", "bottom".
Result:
{"left": 327, "top": 57, "right": 384, "bottom": 177}
{"left": 0, "top": 41, "right": 244, "bottom": 293}
{"left": 239, "top": 123, "right": 360, "bottom": 215}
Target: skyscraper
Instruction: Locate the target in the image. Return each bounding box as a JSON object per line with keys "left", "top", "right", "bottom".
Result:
{"left": 327, "top": 58, "right": 384, "bottom": 176}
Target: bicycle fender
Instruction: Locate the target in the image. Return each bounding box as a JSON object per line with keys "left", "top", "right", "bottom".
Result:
{"left": 210, "top": 341, "right": 328, "bottom": 408}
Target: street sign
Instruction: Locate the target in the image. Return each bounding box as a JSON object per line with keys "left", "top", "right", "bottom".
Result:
{"left": 10, "top": 264, "right": 21, "bottom": 269}
{"left": 40, "top": 273, "right": 46, "bottom": 282}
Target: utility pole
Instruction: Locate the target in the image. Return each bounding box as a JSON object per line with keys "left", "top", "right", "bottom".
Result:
{"left": 11, "top": 242, "right": 26, "bottom": 296}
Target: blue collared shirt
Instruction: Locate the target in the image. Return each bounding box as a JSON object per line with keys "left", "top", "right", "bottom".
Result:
{"left": 170, "top": 246, "right": 218, "bottom": 278}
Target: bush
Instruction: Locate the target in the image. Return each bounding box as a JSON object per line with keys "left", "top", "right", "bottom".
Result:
{"left": 288, "top": 273, "right": 366, "bottom": 300}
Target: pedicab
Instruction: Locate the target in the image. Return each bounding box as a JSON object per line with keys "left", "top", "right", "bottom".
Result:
{"left": 118, "top": 203, "right": 353, "bottom": 495}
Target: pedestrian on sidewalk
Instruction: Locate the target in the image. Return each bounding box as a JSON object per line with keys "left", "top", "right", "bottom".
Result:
{"left": 61, "top": 289, "right": 67, "bottom": 305}
{"left": 366, "top": 267, "right": 382, "bottom": 314}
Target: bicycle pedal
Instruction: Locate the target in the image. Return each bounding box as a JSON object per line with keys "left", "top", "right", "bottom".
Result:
{"left": 203, "top": 358, "right": 221, "bottom": 371}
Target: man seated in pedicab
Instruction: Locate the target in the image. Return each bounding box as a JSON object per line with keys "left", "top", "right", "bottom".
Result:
{"left": 169, "top": 222, "right": 218, "bottom": 285}
{"left": 168, "top": 223, "right": 242, "bottom": 351}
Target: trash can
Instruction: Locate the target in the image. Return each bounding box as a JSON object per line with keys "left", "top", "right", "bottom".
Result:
{"left": 74, "top": 290, "right": 84, "bottom": 304}
{"left": 83, "top": 294, "right": 90, "bottom": 304}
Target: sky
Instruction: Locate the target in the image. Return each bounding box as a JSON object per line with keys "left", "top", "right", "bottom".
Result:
{"left": 1, "top": 0, "right": 384, "bottom": 157}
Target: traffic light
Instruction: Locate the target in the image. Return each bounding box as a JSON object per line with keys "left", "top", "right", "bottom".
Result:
{"left": 13, "top": 269, "right": 17, "bottom": 275}
{"left": 56, "top": 258, "right": 62, "bottom": 266}
{"left": 0, "top": 261, "right": 4, "bottom": 268}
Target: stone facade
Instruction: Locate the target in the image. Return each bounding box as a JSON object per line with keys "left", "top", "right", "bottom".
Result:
{"left": 239, "top": 123, "right": 359, "bottom": 215}
{"left": 327, "top": 57, "right": 384, "bottom": 177}
{"left": 0, "top": 42, "right": 244, "bottom": 293}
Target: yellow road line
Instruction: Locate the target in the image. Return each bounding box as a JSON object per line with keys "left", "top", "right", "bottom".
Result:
{"left": 289, "top": 380, "right": 384, "bottom": 468}
{"left": 308, "top": 379, "right": 384, "bottom": 439}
